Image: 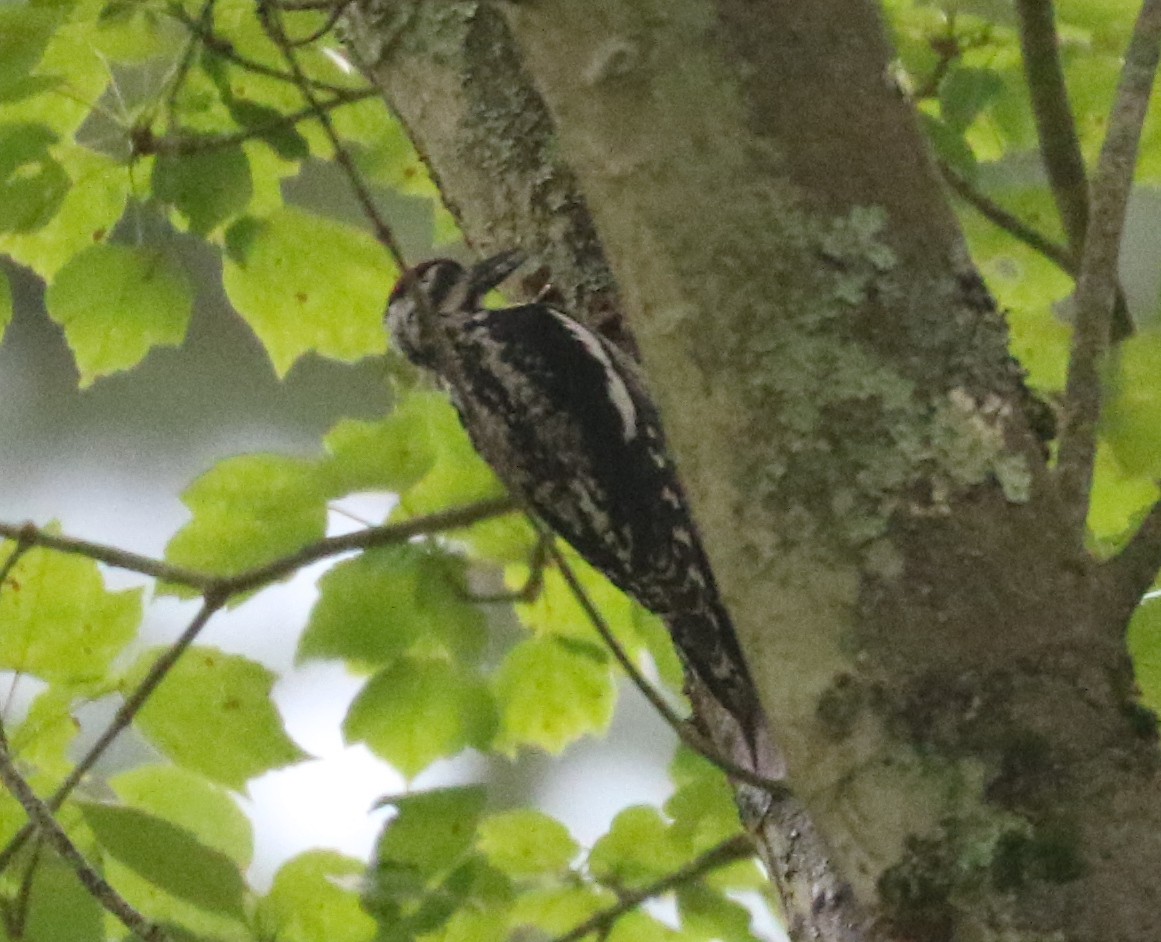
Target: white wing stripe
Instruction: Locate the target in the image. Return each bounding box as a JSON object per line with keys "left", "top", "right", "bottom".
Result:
{"left": 552, "top": 312, "right": 638, "bottom": 442}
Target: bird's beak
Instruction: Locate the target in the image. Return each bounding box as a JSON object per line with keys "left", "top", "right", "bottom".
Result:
{"left": 467, "top": 249, "right": 526, "bottom": 302}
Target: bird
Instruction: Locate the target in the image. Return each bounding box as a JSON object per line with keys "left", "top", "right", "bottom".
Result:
{"left": 386, "top": 251, "right": 769, "bottom": 763}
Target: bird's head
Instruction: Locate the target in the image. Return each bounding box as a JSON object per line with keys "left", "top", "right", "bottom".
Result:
{"left": 386, "top": 251, "right": 525, "bottom": 367}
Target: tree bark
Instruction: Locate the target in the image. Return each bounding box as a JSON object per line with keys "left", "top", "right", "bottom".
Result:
{"left": 346, "top": 1, "right": 1161, "bottom": 939}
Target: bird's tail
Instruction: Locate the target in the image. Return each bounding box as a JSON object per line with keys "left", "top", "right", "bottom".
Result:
{"left": 665, "top": 603, "right": 777, "bottom": 775}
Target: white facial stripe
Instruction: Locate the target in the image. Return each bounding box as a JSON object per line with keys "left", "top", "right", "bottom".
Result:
{"left": 553, "top": 313, "right": 638, "bottom": 442}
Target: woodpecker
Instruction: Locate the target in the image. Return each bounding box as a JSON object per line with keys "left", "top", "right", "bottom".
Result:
{"left": 386, "top": 251, "right": 768, "bottom": 758}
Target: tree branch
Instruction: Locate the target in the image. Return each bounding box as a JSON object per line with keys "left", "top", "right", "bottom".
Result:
{"left": 751, "top": 791, "right": 868, "bottom": 942}
{"left": 549, "top": 834, "right": 754, "bottom": 942}
{"left": 220, "top": 496, "right": 518, "bottom": 594}
{"left": 0, "top": 523, "right": 214, "bottom": 589}
{"left": 0, "top": 528, "right": 34, "bottom": 592}
{"left": 140, "top": 89, "right": 377, "bottom": 158}
{"left": 1014, "top": 0, "right": 1090, "bottom": 256}
{"left": 1056, "top": 0, "right": 1161, "bottom": 542}
{"left": 163, "top": 0, "right": 215, "bottom": 125}
{"left": 166, "top": 1, "right": 356, "bottom": 97}
{"left": 938, "top": 159, "right": 1134, "bottom": 340}
{"left": 938, "top": 158, "right": 1075, "bottom": 271}
{"left": 277, "top": 0, "right": 355, "bottom": 46}
{"left": 0, "top": 725, "right": 167, "bottom": 942}
{"left": 0, "top": 497, "right": 517, "bottom": 595}
{"left": 1012, "top": 0, "right": 1135, "bottom": 341}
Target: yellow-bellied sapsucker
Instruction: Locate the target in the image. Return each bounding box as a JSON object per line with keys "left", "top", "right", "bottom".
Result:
{"left": 386, "top": 251, "right": 767, "bottom": 758}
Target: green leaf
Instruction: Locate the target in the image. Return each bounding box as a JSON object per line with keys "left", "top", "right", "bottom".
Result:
{"left": 1104, "top": 331, "right": 1161, "bottom": 477}
{"left": 512, "top": 547, "right": 642, "bottom": 652}
{"left": 0, "top": 8, "right": 59, "bottom": 98}
{"left": 918, "top": 113, "right": 977, "bottom": 177}
{"left": 492, "top": 637, "right": 615, "bottom": 753}
{"left": 940, "top": 66, "right": 1006, "bottom": 132}
{"left": 80, "top": 801, "right": 247, "bottom": 918}
{"left": 22, "top": 852, "right": 104, "bottom": 942}
{"left": 476, "top": 810, "right": 578, "bottom": 878}
{"left": 424, "top": 908, "right": 510, "bottom": 942}
{"left": 343, "top": 657, "right": 496, "bottom": 778}
{"left": 11, "top": 687, "right": 81, "bottom": 778}
{"left": 46, "top": 243, "right": 193, "bottom": 386}
{"left": 347, "top": 115, "right": 441, "bottom": 200}
{"left": 677, "top": 884, "right": 761, "bottom": 942}
{"left": 152, "top": 143, "right": 253, "bottom": 236}
{"left": 2, "top": 14, "right": 111, "bottom": 140}
{"left": 509, "top": 887, "right": 610, "bottom": 937}
{"left": 607, "top": 911, "right": 682, "bottom": 942}
{"left": 588, "top": 806, "right": 686, "bottom": 885}
{"left": 1087, "top": 443, "right": 1158, "bottom": 549}
{"left": 319, "top": 399, "right": 437, "bottom": 498}
{"left": 0, "top": 122, "right": 68, "bottom": 233}
{"left": 124, "top": 645, "right": 307, "bottom": 789}
{"left": 165, "top": 453, "right": 327, "bottom": 583}
{"left": 375, "top": 785, "right": 487, "bottom": 881}
{"left": 0, "top": 147, "right": 128, "bottom": 279}
{"left": 257, "top": 850, "right": 377, "bottom": 942}
{"left": 300, "top": 545, "right": 486, "bottom": 668}
{"left": 0, "top": 541, "right": 141, "bottom": 684}
{"left": 110, "top": 765, "right": 254, "bottom": 869}
{"left": 397, "top": 395, "right": 507, "bottom": 511}
{"left": 1129, "top": 600, "right": 1161, "bottom": 714}
{"left": 0, "top": 266, "right": 11, "bottom": 343}
{"left": 665, "top": 750, "right": 746, "bottom": 857}
{"left": 392, "top": 392, "right": 535, "bottom": 564}
{"left": 228, "top": 100, "right": 310, "bottom": 161}
{"left": 87, "top": 0, "right": 186, "bottom": 63}
{"left": 222, "top": 208, "right": 392, "bottom": 375}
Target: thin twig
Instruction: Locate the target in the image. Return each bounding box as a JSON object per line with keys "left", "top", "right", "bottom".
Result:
{"left": 258, "top": 0, "right": 407, "bottom": 267}
{"left": 142, "top": 88, "right": 377, "bottom": 157}
{"left": 281, "top": 0, "right": 356, "bottom": 46}
{"left": 164, "top": 0, "right": 216, "bottom": 124}
{"left": 0, "top": 497, "right": 518, "bottom": 596}
{"left": 1014, "top": 0, "right": 1090, "bottom": 255}
{"left": 0, "top": 724, "right": 167, "bottom": 942}
{"left": 166, "top": 1, "right": 355, "bottom": 98}
{"left": 1011, "top": 0, "right": 1135, "bottom": 341}
{"left": 0, "top": 599, "right": 222, "bottom": 876}
{"left": 549, "top": 834, "right": 754, "bottom": 942}
{"left": 275, "top": 0, "right": 343, "bottom": 9}
{"left": 543, "top": 538, "right": 787, "bottom": 796}
{"left": 0, "top": 528, "right": 34, "bottom": 593}
{"left": 938, "top": 159, "right": 1075, "bottom": 271}
{"left": 10, "top": 838, "right": 44, "bottom": 940}
{"left": 468, "top": 530, "right": 551, "bottom": 605}
{"left": 0, "top": 523, "right": 216, "bottom": 590}
{"left": 218, "top": 496, "right": 517, "bottom": 594}
{"left": 937, "top": 160, "right": 1134, "bottom": 339}
{"left": 1056, "top": 0, "right": 1161, "bottom": 542}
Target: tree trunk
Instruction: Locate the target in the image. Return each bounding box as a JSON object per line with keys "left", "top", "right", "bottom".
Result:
{"left": 346, "top": 1, "right": 1161, "bottom": 939}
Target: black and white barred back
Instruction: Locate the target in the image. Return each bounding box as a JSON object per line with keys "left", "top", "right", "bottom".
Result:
{"left": 386, "top": 251, "right": 766, "bottom": 755}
